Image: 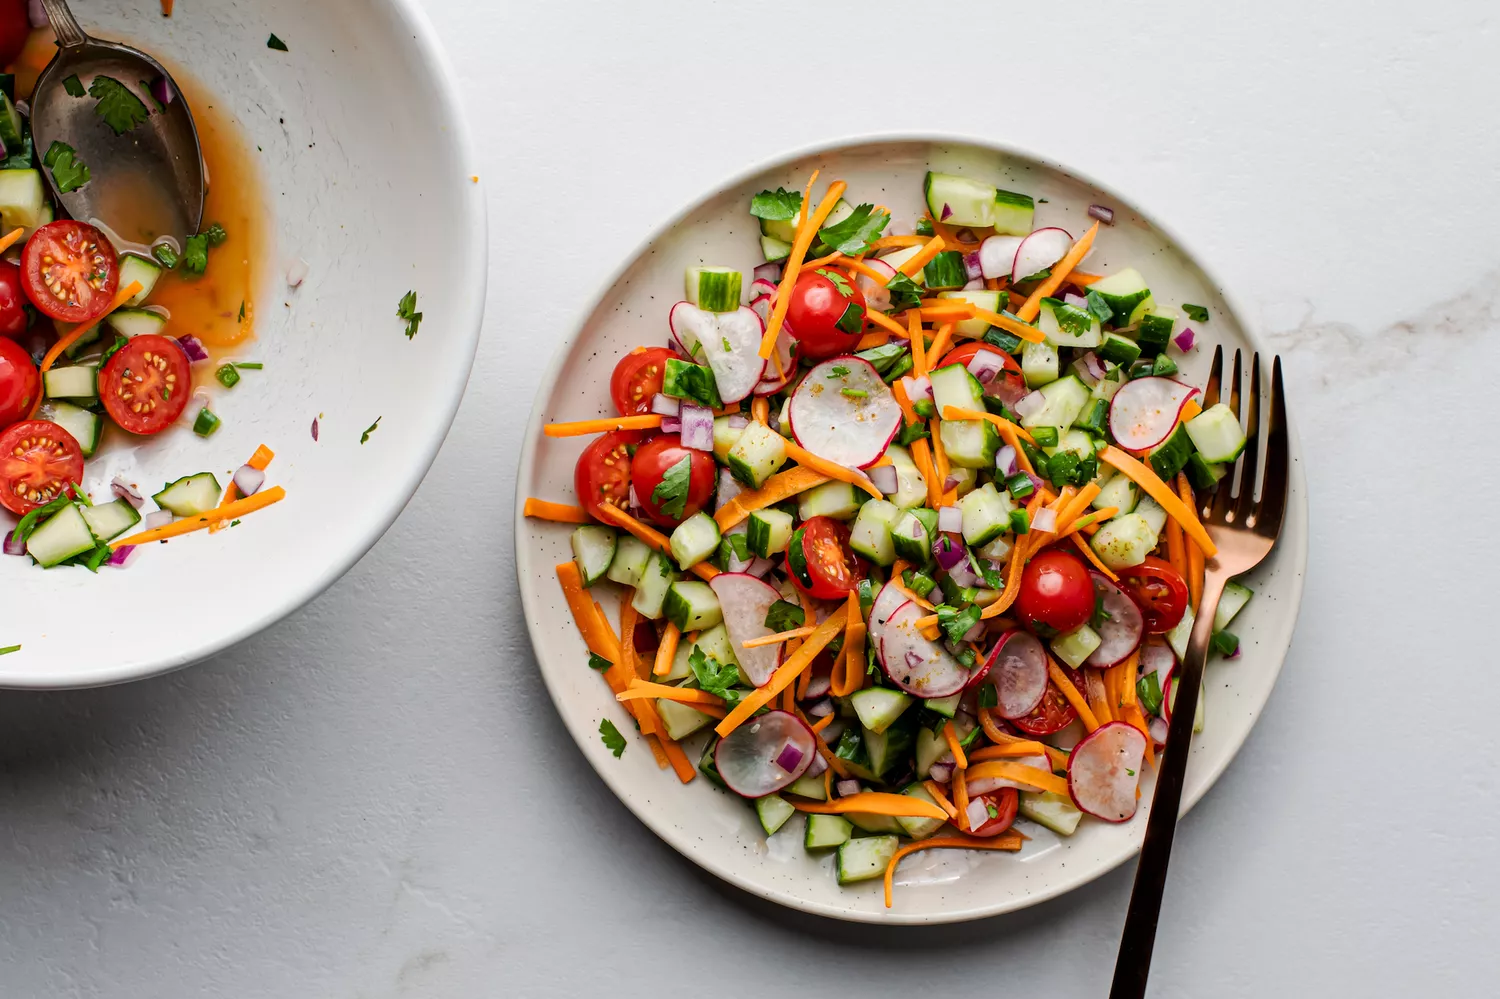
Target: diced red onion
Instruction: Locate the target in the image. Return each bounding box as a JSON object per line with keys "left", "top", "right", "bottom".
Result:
{"left": 1174, "top": 327, "right": 1197, "bottom": 352}
{"left": 660, "top": 417, "right": 681, "bottom": 433}
{"left": 149, "top": 75, "right": 176, "bottom": 108}
{"left": 106, "top": 545, "right": 136, "bottom": 567}
{"left": 715, "top": 468, "right": 742, "bottom": 511}
{"left": 966, "top": 797, "right": 991, "bottom": 831}
{"left": 678, "top": 402, "right": 714, "bottom": 451}
{"left": 1081, "top": 351, "right": 1108, "bottom": 381}
{"left": 995, "top": 445, "right": 1018, "bottom": 477}
{"left": 1032, "top": 507, "right": 1058, "bottom": 533}
{"left": 807, "top": 698, "right": 834, "bottom": 718}
{"left": 627, "top": 485, "right": 641, "bottom": 512}
{"left": 966, "top": 351, "right": 1004, "bottom": 386}
{"left": 938, "top": 505, "right": 962, "bottom": 534}
{"left": 176, "top": 335, "right": 209, "bottom": 362}
{"left": 963, "top": 277, "right": 986, "bottom": 291}
{"left": 1089, "top": 204, "right": 1115, "bottom": 225}
{"left": 1071, "top": 358, "right": 1100, "bottom": 387}
{"left": 943, "top": 474, "right": 963, "bottom": 493}
{"left": 26, "top": 0, "right": 45, "bottom": 27}
{"left": 727, "top": 414, "right": 749, "bottom": 430}
{"left": 1014, "top": 390, "right": 1046, "bottom": 420}
{"left": 143, "top": 510, "right": 173, "bottom": 530}
{"left": 747, "top": 556, "right": 774, "bottom": 578}
{"left": 962, "top": 619, "right": 986, "bottom": 643}
{"left": 1025, "top": 472, "right": 1044, "bottom": 494}
{"left": 1149, "top": 716, "right": 1169, "bottom": 744}
{"left": 804, "top": 672, "right": 831, "bottom": 698}
{"left": 805, "top": 752, "right": 828, "bottom": 777}
{"left": 232, "top": 464, "right": 265, "bottom": 496}
{"left": 932, "top": 534, "right": 966, "bottom": 570}
{"left": 870, "top": 464, "right": 898, "bottom": 495}
{"left": 909, "top": 374, "right": 932, "bottom": 401}
{"left": 963, "top": 252, "right": 983, "bottom": 280}
{"left": 774, "top": 740, "right": 804, "bottom": 774}
{"left": 192, "top": 388, "right": 210, "bottom": 413}
{"left": 3, "top": 529, "right": 24, "bottom": 556}
{"left": 929, "top": 761, "right": 954, "bottom": 783}
{"left": 836, "top": 779, "right": 861, "bottom": 797}
{"left": 752, "top": 261, "right": 783, "bottom": 284}
{"left": 110, "top": 475, "right": 145, "bottom": 509}
{"left": 948, "top": 558, "right": 982, "bottom": 589}
{"left": 1063, "top": 292, "right": 1088, "bottom": 309}
{"left": 650, "top": 393, "right": 679, "bottom": 417}
{"left": 310, "top": 416, "right": 319, "bottom": 441}
{"left": 940, "top": 203, "right": 952, "bottom": 221}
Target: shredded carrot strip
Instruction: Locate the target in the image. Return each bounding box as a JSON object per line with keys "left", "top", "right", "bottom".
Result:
{"left": 0, "top": 227, "right": 24, "bottom": 257}
{"left": 1165, "top": 509, "right": 1188, "bottom": 581}
{"left": 802, "top": 252, "right": 844, "bottom": 270}
{"left": 864, "top": 307, "right": 909, "bottom": 340}
{"left": 923, "top": 780, "right": 959, "bottom": 820}
{"left": 968, "top": 741, "right": 1050, "bottom": 762}
{"left": 908, "top": 309, "right": 927, "bottom": 376}
{"left": 1066, "top": 270, "right": 1102, "bottom": 287}
{"left": 713, "top": 466, "right": 827, "bottom": 531}
{"left": 783, "top": 440, "right": 881, "bottom": 498}
{"left": 1017, "top": 222, "right": 1099, "bottom": 322}
{"left": 890, "top": 378, "right": 919, "bottom": 425}
{"left": 1121, "top": 649, "right": 1140, "bottom": 709}
{"left": 1047, "top": 658, "right": 1098, "bottom": 732}
{"left": 1178, "top": 474, "right": 1206, "bottom": 607}
{"left": 927, "top": 322, "right": 956, "bottom": 363}
{"left": 1058, "top": 508, "right": 1116, "bottom": 540}
{"left": 596, "top": 504, "right": 718, "bottom": 581}
{"left": 522, "top": 498, "right": 593, "bottom": 524}
{"left": 883, "top": 834, "right": 1024, "bottom": 908}
{"left": 964, "top": 760, "right": 1069, "bottom": 798}
{"left": 855, "top": 331, "right": 890, "bottom": 350}
{"left": 897, "top": 236, "right": 946, "bottom": 277}
{"left": 556, "top": 564, "right": 654, "bottom": 738}
{"left": 791, "top": 792, "right": 947, "bottom": 822}
{"left": 641, "top": 734, "right": 671, "bottom": 770}
{"left": 943, "top": 721, "right": 968, "bottom": 770}
{"left": 653, "top": 622, "right": 681, "bottom": 677}
{"left": 715, "top": 614, "right": 845, "bottom": 737}
{"left": 620, "top": 601, "right": 640, "bottom": 678}
{"left": 211, "top": 444, "right": 277, "bottom": 533}
{"left": 831, "top": 589, "right": 865, "bottom": 697}
{"left": 656, "top": 730, "right": 697, "bottom": 783}
{"left": 940, "top": 407, "right": 1037, "bottom": 445}
{"left": 917, "top": 304, "right": 975, "bottom": 323}
{"left": 751, "top": 397, "right": 769, "bottom": 425}
{"left": 843, "top": 257, "right": 899, "bottom": 286}
{"left": 951, "top": 765, "right": 970, "bottom": 831}
{"left": 741, "top": 625, "right": 815, "bottom": 649}
{"left": 929, "top": 416, "right": 950, "bottom": 487}
{"left": 759, "top": 177, "right": 847, "bottom": 358}
{"left": 543, "top": 414, "right": 662, "bottom": 437}
{"left": 870, "top": 235, "right": 928, "bottom": 249}
{"left": 1099, "top": 446, "right": 1217, "bottom": 556}
{"left": 618, "top": 680, "right": 724, "bottom": 708}
{"left": 1090, "top": 669, "right": 1114, "bottom": 725}
{"left": 113, "top": 486, "right": 285, "bottom": 546}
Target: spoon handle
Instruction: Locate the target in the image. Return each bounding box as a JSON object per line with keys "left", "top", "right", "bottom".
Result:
{"left": 40, "top": 0, "right": 88, "bottom": 49}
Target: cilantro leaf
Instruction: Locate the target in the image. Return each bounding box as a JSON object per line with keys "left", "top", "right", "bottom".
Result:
{"left": 827, "top": 365, "right": 850, "bottom": 378}
{"left": 650, "top": 455, "right": 692, "bottom": 520}
{"left": 816, "top": 269, "right": 854, "bottom": 298}
{"left": 896, "top": 422, "right": 929, "bottom": 446}
{"left": 267, "top": 33, "right": 289, "bottom": 52}
{"left": 237, "top": 300, "right": 246, "bottom": 322}
{"left": 360, "top": 416, "right": 381, "bottom": 443}
{"left": 181, "top": 234, "right": 209, "bottom": 275}
{"left": 1182, "top": 304, "right": 1210, "bottom": 323}
{"left": 763, "top": 599, "right": 805, "bottom": 633}
{"left": 977, "top": 684, "right": 998, "bottom": 708}
{"left": 587, "top": 652, "right": 612, "bottom": 671}
{"left": 718, "top": 531, "right": 750, "bottom": 566}
{"left": 688, "top": 647, "right": 741, "bottom": 703}
{"left": 749, "top": 187, "right": 802, "bottom": 221}
{"left": 884, "top": 272, "right": 922, "bottom": 312}
{"left": 935, "top": 603, "right": 982, "bottom": 646}
{"left": 817, "top": 203, "right": 890, "bottom": 256}
{"left": 397, "top": 290, "right": 423, "bottom": 339}
{"left": 1085, "top": 289, "right": 1114, "bottom": 323}
{"left": 43, "top": 141, "right": 89, "bottom": 194}
{"left": 62, "top": 75, "right": 85, "bottom": 98}
{"left": 88, "top": 76, "right": 150, "bottom": 135}
{"left": 599, "top": 718, "right": 627, "bottom": 757}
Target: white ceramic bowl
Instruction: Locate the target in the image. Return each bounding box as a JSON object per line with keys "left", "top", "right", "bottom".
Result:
{"left": 516, "top": 136, "right": 1308, "bottom": 923}
{"left": 0, "top": 0, "right": 485, "bottom": 688}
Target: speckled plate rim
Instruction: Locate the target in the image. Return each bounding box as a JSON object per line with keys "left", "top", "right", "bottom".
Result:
{"left": 514, "top": 132, "right": 1308, "bottom": 924}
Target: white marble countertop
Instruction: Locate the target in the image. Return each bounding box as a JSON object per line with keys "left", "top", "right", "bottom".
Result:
{"left": 3, "top": 0, "right": 1497, "bottom": 995}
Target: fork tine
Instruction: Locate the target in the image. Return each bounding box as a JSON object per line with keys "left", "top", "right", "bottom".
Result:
{"left": 1235, "top": 353, "right": 1261, "bottom": 524}
{"left": 1209, "top": 350, "right": 1241, "bottom": 520}
{"left": 1201, "top": 344, "right": 1223, "bottom": 409}
{"left": 1253, "top": 355, "right": 1289, "bottom": 538}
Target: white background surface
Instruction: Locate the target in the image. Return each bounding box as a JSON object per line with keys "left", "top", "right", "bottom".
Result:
{"left": 2, "top": 0, "right": 1497, "bottom": 995}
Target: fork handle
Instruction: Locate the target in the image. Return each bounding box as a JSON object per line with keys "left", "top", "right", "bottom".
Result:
{"left": 1108, "top": 572, "right": 1227, "bottom": 999}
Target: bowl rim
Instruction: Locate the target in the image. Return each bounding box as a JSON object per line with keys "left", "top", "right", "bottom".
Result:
{"left": 513, "top": 130, "right": 1308, "bottom": 923}
{"left": 4, "top": 0, "right": 488, "bottom": 691}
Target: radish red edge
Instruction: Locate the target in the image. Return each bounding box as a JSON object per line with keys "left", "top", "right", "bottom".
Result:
{"left": 1084, "top": 572, "right": 1145, "bottom": 667}
{"left": 982, "top": 630, "right": 1049, "bottom": 720}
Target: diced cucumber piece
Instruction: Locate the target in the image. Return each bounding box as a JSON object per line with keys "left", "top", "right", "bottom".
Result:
{"left": 1020, "top": 374, "right": 1090, "bottom": 431}
{"left": 961, "top": 482, "right": 1014, "bottom": 547}
{"left": 153, "top": 472, "right": 220, "bottom": 516}
{"left": 877, "top": 245, "right": 927, "bottom": 286}
{"left": 726, "top": 420, "right": 786, "bottom": 487}
{"left": 755, "top": 793, "right": 796, "bottom": 836}
{"left": 1166, "top": 605, "right": 1194, "bottom": 661}
{"left": 570, "top": 525, "right": 616, "bottom": 586}
{"left": 923, "top": 172, "right": 1035, "bottom": 234}
{"left": 914, "top": 724, "right": 948, "bottom": 777}
{"left": 668, "top": 511, "right": 720, "bottom": 570}
{"left": 1136, "top": 310, "right": 1176, "bottom": 356}
{"left": 685, "top": 267, "right": 742, "bottom": 313}
{"left": 1091, "top": 366, "right": 1126, "bottom": 405}
{"left": 661, "top": 358, "right": 720, "bottom": 408}
{"left": 1185, "top": 452, "right": 1228, "bottom": 491}
{"left": 922, "top": 251, "right": 967, "bottom": 290}
{"left": 104, "top": 308, "right": 168, "bottom": 338}
{"left": 1127, "top": 295, "right": 1157, "bottom": 327}
{"left": 1021, "top": 339, "right": 1059, "bottom": 388}
{"left": 833, "top": 725, "right": 879, "bottom": 781}
{"left": 941, "top": 418, "right": 1000, "bottom": 469}
{"left": 1215, "top": 581, "right": 1253, "bottom": 631}
{"left": 785, "top": 772, "right": 828, "bottom": 801}
{"left": 1046, "top": 428, "right": 1097, "bottom": 461}
{"left": 43, "top": 364, "right": 97, "bottom": 401}
{"left": 924, "top": 694, "right": 962, "bottom": 722}
{"left": 79, "top": 498, "right": 141, "bottom": 542}
{"left": 25, "top": 503, "right": 96, "bottom": 567}
{"left": 930, "top": 363, "right": 985, "bottom": 417}
{"left": 862, "top": 719, "right": 913, "bottom": 778}
{"left": 936, "top": 289, "right": 1003, "bottom": 336}
{"left": 1051, "top": 623, "right": 1102, "bottom": 668}
{"left": 663, "top": 579, "right": 722, "bottom": 631}
{"left": 850, "top": 687, "right": 913, "bottom": 734}
{"left": 1134, "top": 495, "right": 1168, "bottom": 536}
{"left": 0, "top": 167, "right": 44, "bottom": 233}
{"left": 798, "top": 480, "right": 860, "bottom": 521}
{"left": 711, "top": 415, "right": 745, "bottom": 461}
{"left": 1039, "top": 297, "right": 1102, "bottom": 349}
{"left": 656, "top": 698, "right": 714, "bottom": 741}
{"left": 1148, "top": 423, "right": 1196, "bottom": 481}
{"left": 846, "top": 810, "right": 905, "bottom": 835}
{"left": 947, "top": 466, "right": 978, "bottom": 498}
{"left": 1019, "top": 791, "right": 1084, "bottom": 836}
{"left": 849, "top": 498, "right": 901, "bottom": 566}
{"left": 39, "top": 401, "right": 101, "bottom": 457}
{"left": 1185, "top": 403, "right": 1246, "bottom": 463}
{"left": 697, "top": 621, "right": 739, "bottom": 667}
{"left": 1097, "top": 332, "right": 1142, "bottom": 367}
{"left": 885, "top": 443, "right": 928, "bottom": 510}
{"left": 991, "top": 188, "right": 1036, "bottom": 237}
{"left": 605, "top": 534, "right": 653, "bottom": 587}
{"left": 977, "top": 532, "right": 1013, "bottom": 564}
{"left": 836, "top": 835, "right": 901, "bottom": 884}
{"left": 891, "top": 507, "right": 937, "bottom": 564}
{"left": 631, "top": 552, "right": 678, "bottom": 620}
{"left": 1093, "top": 471, "right": 1139, "bottom": 518}
{"left": 759, "top": 213, "right": 799, "bottom": 243}
{"left": 118, "top": 255, "right": 164, "bottom": 306}
{"left": 760, "top": 235, "right": 791, "bottom": 262}
{"left": 746, "top": 508, "right": 794, "bottom": 558}
{"left": 1087, "top": 268, "right": 1152, "bottom": 325}
{"left": 0, "top": 90, "right": 23, "bottom": 152}
{"left": 897, "top": 782, "right": 947, "bottom": 840}
{"left": 1091, "top": 513, "right": 1157, "bottom": 569}
{"left": 805, "top": 813, "right": 853, "bottom": 850}
{"left": 63, "top": 321, "right": 101, "bottom": 358}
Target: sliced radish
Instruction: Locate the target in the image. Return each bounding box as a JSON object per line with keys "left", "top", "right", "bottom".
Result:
{"left": 1108, "top": 376, "right": 1202, "bottom": 451}
{"left": 1012, "top": 227, "right": 1073, "bottom": 283}
{"left": 878, "top": 602, "right": 969, "bottom": 698}
{"left": 966, "top": 754, "right": 1054, "bottom": 795}
{"left": 1140, "top": 641, "right": 1175, "bottom": 680}
{"left": 978, "top": 234, "right": 1024, "bottom": 279}
{"left": 708, "top": 572, "right": 784, "bottom": 686}
{"left": 748, "top": 293, "right": 772, "bottom": 324}
{"left": 668, "top": 302, "right": 768, "bottom": 404}
{"left": 983, "top": 631, "right": 1049, "bottom": 719}
{"left": 853, "top": 256, "right": 896, "bottom": 313}
{"left": 749, "top": 277, "right": 779, "bottom": 300}
{"left": 868, "top": 581, "right": 910, "bottom": 635}
{"left": 1068, "top": 721, "right": 1148, "bottom": 822}
{"left": 1148, "top": 716, "right": 1169, "bottom": 745}
{"left": 714, "top": 709, "right": 816, "bottom": 798}
{"left": 1085, "top": 573, "right": 1145, "bottom": 667}
{"left": 789, "top": 356, "right": 902, "bottom": 468}
{"left": 754, "top": 322, "right": 797, "bottom": 396}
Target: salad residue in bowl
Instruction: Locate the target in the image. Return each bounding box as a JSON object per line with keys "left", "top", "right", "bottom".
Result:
{"left": 529, "top": 168, "right": 1255, "bottom": 908}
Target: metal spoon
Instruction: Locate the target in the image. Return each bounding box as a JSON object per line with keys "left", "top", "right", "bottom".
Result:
{"left": 28, "top": 0, "right": 203, "bottom": 247}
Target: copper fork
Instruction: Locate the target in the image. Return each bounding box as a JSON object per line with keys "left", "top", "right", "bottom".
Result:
{"left": 1109, "top": 347, "right": 1290, "bottom": 998}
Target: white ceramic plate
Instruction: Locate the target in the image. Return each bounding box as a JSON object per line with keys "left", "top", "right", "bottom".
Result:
{"left": 0, "top": 0, "right": 485, "bottom": 688}
{"left": 515, "top": 136, "right": 1307, "bottom": 924}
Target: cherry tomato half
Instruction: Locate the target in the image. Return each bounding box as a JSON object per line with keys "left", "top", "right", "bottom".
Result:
{"left": 574, "top": 430, "right": 636, "bottom": 521}
{"left": 1118, "top": 556, "right": 1190, "bottom": 634}
{"left": 0, "top": 0, "right": 27, "bottom": 67}
{"left": 0, "top": 419, "right": 83, "bottom": 515}
{"left": 1011, "top": 666, "right": 1085, "bottom": 736}
{"left": 630, "top": 433, "right": 716, "bottom": 528}
{"left": 0, "top": 260, "right": 29, "bottom": 339}
{"left": 785, "top": 515, "right": 867, "bottom": 600}
{"left": 1016, "top": 549, "right": 1096, "bottom": 634}
{"left": 785, "top": 267, "right": 865, "bottom": 360}
{"left": 100, "top": 334, "right": 191, "bottom": 435}
{"left": 610, "top": 346, "right": 678, "bottom": 416}
{"left": 968, "top": 787, "right": 1020, "bottom": 837}
{"left": 0, "top": 335, "right": 39, "bottom": 428}
{"left": 21, "top": 221, "right": 120, "bottom": 323}
{"left": 938, "top": 341, "right": 1026, "bottom": 404}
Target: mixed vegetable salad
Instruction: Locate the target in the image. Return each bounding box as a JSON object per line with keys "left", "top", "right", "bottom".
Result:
{"left": 531, "top": 167, "right": 1255, "bottom": 907}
